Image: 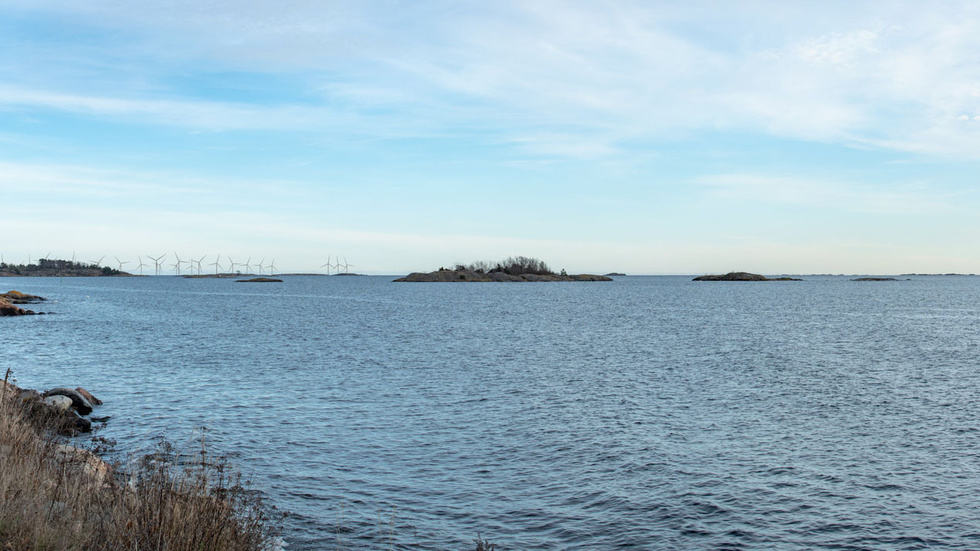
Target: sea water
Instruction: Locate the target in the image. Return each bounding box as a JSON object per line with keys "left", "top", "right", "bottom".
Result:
{"left": 5, "top": 275, "right": 980, "bottom": 549}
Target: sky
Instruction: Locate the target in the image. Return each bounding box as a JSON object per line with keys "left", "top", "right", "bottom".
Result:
{"left": 2, "top": 1, "right": 980, "bottom": 275}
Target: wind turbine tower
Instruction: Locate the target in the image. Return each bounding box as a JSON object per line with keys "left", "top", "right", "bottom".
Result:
{"left": 148, "top": 254, "right": 167, "bottom": 275}
{"left": 172, "top": 252, "right": 184, "bottom": 275}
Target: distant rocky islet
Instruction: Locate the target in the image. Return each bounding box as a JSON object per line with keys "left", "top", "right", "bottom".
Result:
{"left": 395, "top": 269, "right": 612, "bottom": 282}
{"left": 692, "top": 272, "right": 802, "bottom": 281}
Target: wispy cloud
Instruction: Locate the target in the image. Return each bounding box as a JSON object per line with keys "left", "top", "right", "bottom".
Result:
{"left": 5, "top": 2, "right": 980, "bottom": 159}
{"left": 698, "top": 173, "right": 964, "bottom": 215}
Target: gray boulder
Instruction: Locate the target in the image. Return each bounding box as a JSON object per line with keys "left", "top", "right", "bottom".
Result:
{"left": 44, "top": 387, "right": 94, "bottom": 415}
{"left": 42, "top": 394, "right": 73, "bottom": 413}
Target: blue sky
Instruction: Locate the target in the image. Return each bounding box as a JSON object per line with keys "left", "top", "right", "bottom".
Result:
{"left": 3, "top": 1, "right": 980, "bottom": 274}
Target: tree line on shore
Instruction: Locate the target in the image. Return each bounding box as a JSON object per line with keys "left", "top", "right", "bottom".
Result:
{"left": 444, "top": 256, "right": 561, "bottom": 277}
{"left": 0, "top": 258, "right": 124, "bottom": 277}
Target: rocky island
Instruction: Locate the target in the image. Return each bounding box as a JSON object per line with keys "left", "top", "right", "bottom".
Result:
{"left": 395, "top": 256, "right": 612, "bottom": 282}
{"left": 693, "top": 272, "right": 802, "bottom": 281}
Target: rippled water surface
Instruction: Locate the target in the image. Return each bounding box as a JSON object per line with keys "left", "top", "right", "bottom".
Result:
{"left": 6, "top": 275, "right": 980, "bottom": 549}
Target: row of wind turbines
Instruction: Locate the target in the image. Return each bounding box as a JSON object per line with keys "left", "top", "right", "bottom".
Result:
{"left": 134, "top": 253, "right": 281, "bottom": 276}
{"left": 319, "top": 255, "right": 354, "bottom": 276}
{"left": 4, "top": 251, "right": 355, "bottom": 276}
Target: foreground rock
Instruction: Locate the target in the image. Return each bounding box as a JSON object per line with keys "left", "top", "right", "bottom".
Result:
{"left": 44, "top": 388, "right": 95, "bottom": 415}
{"left": 394, "top": 269, "right": 612, "bottom": 282}
{"left": 3, "top": 380, "right": 102, "bottom": 435}
{"left": 0, "top": 290, "right": 47, "bottom": 316}
{"left": 693, "top": 272, "right": 802, "bottom": 281}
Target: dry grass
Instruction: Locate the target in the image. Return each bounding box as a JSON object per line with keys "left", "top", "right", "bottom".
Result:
{"left": 0, "top": 373, "right": 279, "bottom": 551}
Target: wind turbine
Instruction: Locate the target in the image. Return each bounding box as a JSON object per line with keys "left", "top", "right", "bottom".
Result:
{"left": 148, "top": 254, "right": 166, "bottom": 275}
{"left": 268, "top": 258, "right": 276, "bottom": 275}
{"left": 321, "top": 255, "right": 333, "bottom": 275}
{"left": 210, "top": 255, "right": 222, "bottom": 275}
{"left": 114, "top": 256, "right": 130, "bottom": 271}
{"left": 89, "top": 255, "right": 105, "bottom": 267}
{"left": 244, "top": 257, "right": 253, "bottom": 274}
{"left": 342, "top": 257, "right": 353, "bottom": 274}
{"left": 194, "top": 255, "right": 206, "bottom": 275}
{"left": 136, "top": 255, "right": 147, "bottom": 276}
{"left": 172, "top": 252, "right": 184, "bottom": 275}
{"left": 256, "top": 258, "right": 265, "bottom": 275}
{"left": 227, "top": 256, "right": 237, "bottom": 273}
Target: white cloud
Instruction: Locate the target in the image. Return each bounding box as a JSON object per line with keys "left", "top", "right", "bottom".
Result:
{"left": 796, "top": 28, "right": 882, "bottom": 66}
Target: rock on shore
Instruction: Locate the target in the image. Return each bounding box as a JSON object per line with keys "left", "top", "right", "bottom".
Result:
{"left": 2, "top": 380, "right": 103, "bottom": 434}
{"left": 394, "top": 270, "right": 612, "bottom": 282}
{"left": 0, "top": 290, "right": 47, "bottom": 316}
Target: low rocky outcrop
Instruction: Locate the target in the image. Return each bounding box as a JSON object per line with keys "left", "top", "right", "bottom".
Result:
{"left": 693, "top": 272, "right": 802, "bottom": 281}
{"left": 3, "top": 380, "right": 103, "bottom": 435}
{"left": 235, "top": 277, "right": 283, "bottom": 283}
{"left": 852, "top": 277, "right": 901, "bottom": 281}
{"left": 394, "top": 270, "right": 612, "bottom": 282}
{"left": 0, "top": 290, "right": 47, "bottom": 316}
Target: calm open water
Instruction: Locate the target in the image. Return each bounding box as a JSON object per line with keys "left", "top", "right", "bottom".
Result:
{"left": 5, "top": 275, "right": 980, "bottom": 549}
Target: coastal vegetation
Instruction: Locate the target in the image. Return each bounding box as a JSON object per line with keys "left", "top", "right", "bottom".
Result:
{"left": 395, "top": 256, "right": 612, "bottom": 282}
{"left": 453, "top": 256, "right": 557, "bottom": 277}
{"left": 0, "top": 371, "right": 280, "bottom": 551}
{"left": 0, "top": 259, "right": 126, "bottom": 277}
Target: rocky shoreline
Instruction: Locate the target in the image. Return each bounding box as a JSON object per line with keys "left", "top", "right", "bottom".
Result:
{"left": 0, "top": 290, "right": 49, "bottom": 316}
{"left": 2, "top": 378, "right": 104, "bottom": 435}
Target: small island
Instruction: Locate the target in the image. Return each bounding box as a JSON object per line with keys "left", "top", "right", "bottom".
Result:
{"left": 0, "top": 259, "right": 128, "bottom": 277}
{"left": 235, "top": 277, "right": 283, "bottom": 283}
{"left": 395, "top": 257, "right": 612, "bottom": 282}
{"left": 852, "top": 277, "right": 900, "bottom": 281}
{"left": 693, "top": 272, "right": 802, "bottom": 281}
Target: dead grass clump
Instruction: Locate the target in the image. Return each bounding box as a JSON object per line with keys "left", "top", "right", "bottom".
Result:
{"left": 0, "top": 372, "right": 280, "bottom": 551}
